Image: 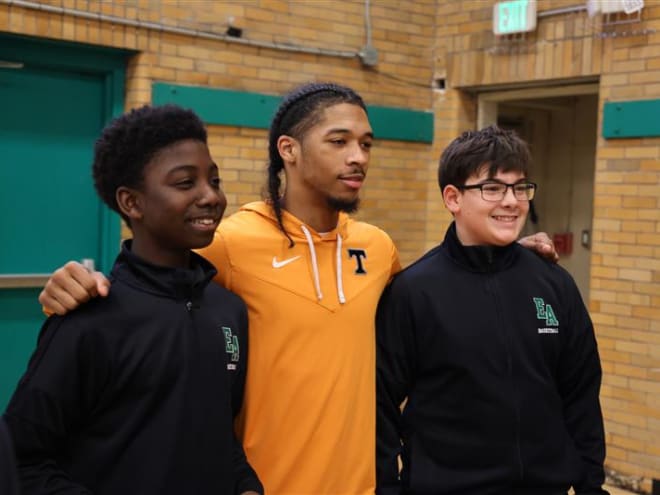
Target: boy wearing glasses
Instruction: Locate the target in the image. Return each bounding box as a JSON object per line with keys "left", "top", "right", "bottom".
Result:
{"left": 376, "top": 126, "right": 608, "bottom": 495}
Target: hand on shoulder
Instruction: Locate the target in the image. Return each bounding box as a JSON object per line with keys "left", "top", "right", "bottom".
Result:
{"left": 39, "top": 261, "right": 111, "bottom": 316}
{"left": 518, "top": 232, "right": 559, "bottom": 263}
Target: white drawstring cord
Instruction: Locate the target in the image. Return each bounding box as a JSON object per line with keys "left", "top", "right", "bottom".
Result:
{"left": 301, "top": 224, "right": 323, "bottom": 301}
{"left": 336, "top": 233, "right": 346, "bottom": 304}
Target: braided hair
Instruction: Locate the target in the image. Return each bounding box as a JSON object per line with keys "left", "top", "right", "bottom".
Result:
{"left": 267, "top": 82, "right": 367, "bottom": 247}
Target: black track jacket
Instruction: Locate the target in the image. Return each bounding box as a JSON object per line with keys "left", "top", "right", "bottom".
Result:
{"left": 4, "top": 242, "right": 262, "bottom": 495}
{"left": 377, "top": 223, "right": 607, "bottom": 495}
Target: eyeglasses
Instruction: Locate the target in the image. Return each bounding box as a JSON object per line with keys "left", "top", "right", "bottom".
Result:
{"left": 458, "top": 181, "right": 537, "bottom": 201}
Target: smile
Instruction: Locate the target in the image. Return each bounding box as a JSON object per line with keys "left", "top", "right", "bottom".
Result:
{"left": 189, "top": 217, "right": 220, "bottom": 231}
{"left": 492, "top": 215, "right": 518, "bottom": 221}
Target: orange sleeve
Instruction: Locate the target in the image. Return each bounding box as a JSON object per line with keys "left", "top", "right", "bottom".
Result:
{"left": 194, "top": 229, "right": 232, "bottom": 290}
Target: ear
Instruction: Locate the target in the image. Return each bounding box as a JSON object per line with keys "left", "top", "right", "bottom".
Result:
{"left": 277, "top": 135, "right": 298, "bottom": 165}
{"left": 443, "top": 185, "right": 462, "bottom": 214}
{"left": 116, "top": 186, "right": 143, "bottom": 222}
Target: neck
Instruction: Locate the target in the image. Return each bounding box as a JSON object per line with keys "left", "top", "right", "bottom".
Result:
{"left": 129, "top": 236, "right": 191, "bottom": 269}
{"left": 280, "top": 195, "right": 339, "bottom": 232}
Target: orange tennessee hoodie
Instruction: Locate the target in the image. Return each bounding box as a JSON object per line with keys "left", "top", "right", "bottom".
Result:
{"left": 197, "top": 201, "right": 401, "bottom": 495}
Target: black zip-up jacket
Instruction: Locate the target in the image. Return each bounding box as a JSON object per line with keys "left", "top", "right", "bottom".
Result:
{"left": 376, "top": 223, "right": 607, "bottom": 495}
{"left": 4, "top": 242, "right": 263, "bottom": 495}
{"left": 0, "top": 419, "right": 18, "bottom": 495}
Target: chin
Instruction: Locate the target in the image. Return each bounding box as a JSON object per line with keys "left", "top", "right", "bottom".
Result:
{"left": 189, "top": 235, "right": 216, "bottom": 250}
{"left": 491, "top": 231, "right": 521, "bottom": 246}
{"left": 327, "top": 196, "right": 360, "bottom": 214}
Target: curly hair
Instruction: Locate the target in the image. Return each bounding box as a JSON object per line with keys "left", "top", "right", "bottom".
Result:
{"left": 266, "top": 82, "right": 367, "bottom": 247}
{"left": 93, "top": 104, "right": 207, "bottom": 222}
{"left": 438, "top": 125, "right": 531, "bottom": 192}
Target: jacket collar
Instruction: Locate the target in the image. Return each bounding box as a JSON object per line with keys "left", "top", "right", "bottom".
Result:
{"left": 441, "top": 222, "right": 519, "bottom": 273}
{"left": 111, "top": 240, "right": 217, "bottom": 301}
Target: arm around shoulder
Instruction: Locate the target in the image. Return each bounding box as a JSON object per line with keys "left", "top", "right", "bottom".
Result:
{"left": 39, "top": 261, "right": 110, "bottom": 316}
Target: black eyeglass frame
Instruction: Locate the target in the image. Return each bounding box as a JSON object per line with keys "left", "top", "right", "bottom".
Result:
{"left": 457, "top": 181, "right": 538, "bottom": 201}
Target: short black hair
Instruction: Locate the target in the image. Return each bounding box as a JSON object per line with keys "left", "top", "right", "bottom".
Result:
{"left": 266, "top": 82, "right": 367, "bottom": 246}
{"left": 438, "top": 125, "right": 531, "bottom": 192}
{"left": 93, "top": 104, "right": 207, "bottom": 222}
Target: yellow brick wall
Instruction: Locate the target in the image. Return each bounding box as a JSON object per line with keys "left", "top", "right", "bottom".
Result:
{"left": 434, "top": 0, "right": 660, "bottom": 491}
{"left": 0, "top": 0, "right": 437, "bottom": 266}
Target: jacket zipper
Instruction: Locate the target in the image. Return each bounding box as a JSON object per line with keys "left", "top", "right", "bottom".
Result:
{"left": 488, "top": 270, "right": 524, "bottom": 480}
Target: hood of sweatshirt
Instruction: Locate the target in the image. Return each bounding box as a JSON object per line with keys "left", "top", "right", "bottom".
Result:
{"left": 236, "top": 201, "right": 352, "bottom": 304}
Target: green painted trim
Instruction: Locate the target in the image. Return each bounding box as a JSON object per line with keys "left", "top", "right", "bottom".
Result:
{"left": 367, "top": 105, "right": 434, "bottom": 143}
{"left": 602, "top": 99, "right": 660, "bottom": 138}
{"left": 153, "top": 84, "right": 281, "bottom": 129}
{"left": 152, "top": 83, "right": 434, "bottom": 143}
{"left": 0, "top": 33, "right": 132, "bottom": 73}
{"left": 1, "top": 33, "right": 129, "bottom": 272}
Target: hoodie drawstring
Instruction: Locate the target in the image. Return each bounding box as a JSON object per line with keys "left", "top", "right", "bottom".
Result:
{"left": 336, "top": 234, "right": 346, "bottom": 304}
{"left": 300, "top": 224, "right": 346, "bottom": 304}
{"left": 301, "top": 225, "right": 323, "bottom": 301}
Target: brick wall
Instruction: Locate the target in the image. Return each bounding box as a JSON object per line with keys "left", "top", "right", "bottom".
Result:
{"left": 0, "top": 0, "right": 437, "bottom": 266}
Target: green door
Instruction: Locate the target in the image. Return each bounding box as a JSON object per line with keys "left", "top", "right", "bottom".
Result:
{"left": 0, "top": 35, "right": 128, "bottom": 411}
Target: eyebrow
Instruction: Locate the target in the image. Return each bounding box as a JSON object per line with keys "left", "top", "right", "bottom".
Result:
{"left": 166, "top": 163, "right": 218, "bottom": 174}
{"left": 325, "top": 128, "right": 374, "bottom": 139}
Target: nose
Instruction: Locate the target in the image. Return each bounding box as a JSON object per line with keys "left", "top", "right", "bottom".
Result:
{"left": 501, "top": 185, "right": 518, "bottom": 205}
{"left": 347, "top": 141, "right": 369, "bottom": 166}
{"left": 197, "top": 181, "right": 224, "bottom": 210}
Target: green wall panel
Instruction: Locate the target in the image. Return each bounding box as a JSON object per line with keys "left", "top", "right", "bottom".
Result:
{"left": 602, "top": 99, "right": 660, "bottom": 139}
{"left": 153, "top": 83, "right": 434, "bottom": 143}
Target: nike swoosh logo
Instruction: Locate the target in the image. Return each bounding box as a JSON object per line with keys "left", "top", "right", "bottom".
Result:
{"left": 272, "top": 256, "right": 301, "bottom": 268}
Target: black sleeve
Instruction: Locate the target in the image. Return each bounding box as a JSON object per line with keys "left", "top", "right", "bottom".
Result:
{"left": 558, "top": 276, "right": 608, "bottom": 495}
{"left": 376, "top": 277, "right": 417, "bottom": 495}
{"left": 0, "top": 418, "right": 19, "bottom": 495}
{"left": 230, "top": 303, "right": 263, "bottom": 495}
{"left": 232, "top": 432, "right": 263, "bottom": 495}
{"left": 3, "top": 315, "right": 105, "bottom": 495}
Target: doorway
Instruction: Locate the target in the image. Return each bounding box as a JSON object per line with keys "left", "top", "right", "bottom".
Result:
{"left": 478, "top": 83, "right": 599, "bottom": 302}
{"left": 0, "top": 34, "right": 129, "bottom": 410}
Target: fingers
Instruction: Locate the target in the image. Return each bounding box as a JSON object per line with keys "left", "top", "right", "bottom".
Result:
{"left": 93, "top": 271, "right": 111, "bottom": 297}
{"left": 518, "top": 233, "right": 559, "bottom": 263}
{"left": 38, "top": 261, "right": 107, "bottom": 316}
{"left": 533, "top": 233, "right": 559, "bottom": 263}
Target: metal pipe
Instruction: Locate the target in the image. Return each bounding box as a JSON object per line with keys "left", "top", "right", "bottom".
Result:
{"left": 3, "top": 0, "right": 359, "bottom": 59}
{"left": 537, "top": 5, "right": 587, "bottom": 18}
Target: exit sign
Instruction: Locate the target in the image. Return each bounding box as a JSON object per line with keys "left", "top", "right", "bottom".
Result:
{"left": 493, "top": 0, "right": 537, "bottom": 35}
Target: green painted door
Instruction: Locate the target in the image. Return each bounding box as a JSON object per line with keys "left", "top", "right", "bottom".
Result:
{"left": 0, "top": 36, "right": 127, "bottom": 411}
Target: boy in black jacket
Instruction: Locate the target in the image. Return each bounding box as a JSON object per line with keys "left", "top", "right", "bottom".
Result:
{"left": 376, "top": 125, "right": 608, "bottom": 495}
{"left": 3, "top": 105, "right": 262, "bottom": 495}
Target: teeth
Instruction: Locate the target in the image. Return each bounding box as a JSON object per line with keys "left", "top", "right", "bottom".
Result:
{"left": 192, "top": 218, "right": 215, "bottom": 225}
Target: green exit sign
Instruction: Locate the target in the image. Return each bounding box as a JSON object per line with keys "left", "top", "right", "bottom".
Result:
{"left": 493, "top": 0, "right": 537, "bottom": 35}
